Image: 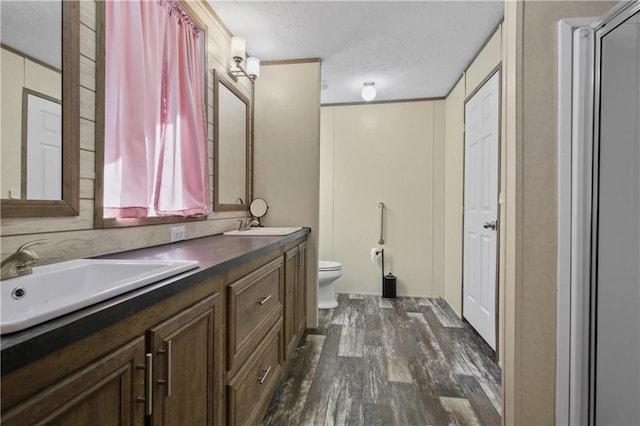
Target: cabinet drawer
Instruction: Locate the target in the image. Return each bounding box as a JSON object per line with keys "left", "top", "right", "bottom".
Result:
{"left": 227, "top": 256, "right": 283, "bottom": 372}
{"left": 227, "top": 321, "right": 282, "bottom": 426}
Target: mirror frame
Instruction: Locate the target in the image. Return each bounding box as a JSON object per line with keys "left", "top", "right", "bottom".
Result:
{"left": 0, "top": 1, "right": 80, "bottom": 218}
{"left": 213, "top": 69, "right": 251, "bottom": 212}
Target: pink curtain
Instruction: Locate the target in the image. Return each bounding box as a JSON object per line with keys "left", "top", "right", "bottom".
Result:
{"left": 155, "top": 4, "right": 210, "bottom": 216}
{"left": 104, "top": 0, "right": 210, "bottom": 218}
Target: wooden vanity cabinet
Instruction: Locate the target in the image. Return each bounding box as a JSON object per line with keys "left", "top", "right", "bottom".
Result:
{"left": 1, "top": 232, "right": 309, "bottom": 426}
{"left": 1, "top": 277, "right": 223, "bottom": 426}
{"left": 223, "top": 236, "right": 307, "bottom": 426}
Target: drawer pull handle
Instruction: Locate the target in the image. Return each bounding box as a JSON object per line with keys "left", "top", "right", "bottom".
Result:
{"left": 157, "top": 340, "right": 172, "bottom": 397}
{"left": 136, "top": 353, "right": 153, "bottom": 416}
{"left": 258, "top": 365, "right": 272, "bottom": 384}
{"left": 299, "top": 248, "right": 304, "bottom": 270}
{"left": 166, "top": 340, "right": 172, "bottom": 397}
{"left": 258, "top": 294, "right": 272, "bottom": 305}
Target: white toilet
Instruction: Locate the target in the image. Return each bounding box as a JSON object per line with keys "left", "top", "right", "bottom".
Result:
{"left": 317, "top": 260, "right": 342, "bottom": 309}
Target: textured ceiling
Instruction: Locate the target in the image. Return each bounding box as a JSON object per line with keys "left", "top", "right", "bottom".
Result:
{"left": 210, "top": 1, "right": 504, "bottom": 104}
{"left": 0, "top": 1, "right": 61, "bottom": 69}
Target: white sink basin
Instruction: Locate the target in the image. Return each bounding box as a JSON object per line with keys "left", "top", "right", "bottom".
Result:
{"left": 223, "top": 226, "right": 302, "bottom": 236}
{"left": 1, "top": 259, "right": 199, "bottom": 335}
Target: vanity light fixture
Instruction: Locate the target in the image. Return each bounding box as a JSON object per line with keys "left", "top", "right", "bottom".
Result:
{"left": 228, "top": 36, "right": 260, "bottom": 82}
{"left": 361, "top": 81, "right": 376, "bottom": 101}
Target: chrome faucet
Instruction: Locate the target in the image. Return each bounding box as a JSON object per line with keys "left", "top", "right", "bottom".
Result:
{"left": 237, "top": 218, "right": 260, "bottom": 231}
{"left": 1, "top": 240, "right": 48, "bottom": 280}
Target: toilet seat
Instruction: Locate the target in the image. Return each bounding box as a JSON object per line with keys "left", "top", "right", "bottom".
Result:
{"left": 318, "top": 261, "right": 341, "bottom": 271}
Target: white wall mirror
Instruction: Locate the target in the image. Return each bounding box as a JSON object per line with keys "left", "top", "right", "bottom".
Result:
{"left": 213, "top": 70, "right": 250, "bottom": 211}
{"left": 0, "top": 1, "right": 80, "bottom": 217}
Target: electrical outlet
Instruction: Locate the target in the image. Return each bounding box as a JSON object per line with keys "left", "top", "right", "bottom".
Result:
{"left": 170, "top": 226, "right": 186, "bottom": 242}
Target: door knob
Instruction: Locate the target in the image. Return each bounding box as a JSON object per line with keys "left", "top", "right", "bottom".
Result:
{"left": 483, "top": 220, "right": 497, "bottom": 230}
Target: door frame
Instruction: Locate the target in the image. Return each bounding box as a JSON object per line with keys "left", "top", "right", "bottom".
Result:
{"left": 556, "top": 17, "right": 597, "bottom": 426}
{"left": 461, "top": 64, "right": 503, "bottom": 352}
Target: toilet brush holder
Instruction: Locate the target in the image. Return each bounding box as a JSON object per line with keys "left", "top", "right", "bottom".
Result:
{"left": 383, "top": 273, "right": 397, "bottom": 298}
{"left": 377, "top": 248, "right": 397, "bottom": 299}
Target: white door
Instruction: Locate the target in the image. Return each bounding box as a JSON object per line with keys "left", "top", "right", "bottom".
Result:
{"left": 463, "top": 71, "right": 500, "bottom": 349}
{"left": 26, "top": 93, "right": 62, "bottom": 200}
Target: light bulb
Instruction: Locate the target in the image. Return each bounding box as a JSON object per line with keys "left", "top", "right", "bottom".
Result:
{"left": 361, "top": 82, "right": 376, "bottom": 101}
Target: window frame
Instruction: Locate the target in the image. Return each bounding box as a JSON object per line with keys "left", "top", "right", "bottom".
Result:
{"left": 94, "top": 0, "right": 210, "bottom": 228}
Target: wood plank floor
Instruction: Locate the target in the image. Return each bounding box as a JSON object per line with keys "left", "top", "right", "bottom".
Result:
{"left": 262, "top": 294, "right": 502, "bottom": 426}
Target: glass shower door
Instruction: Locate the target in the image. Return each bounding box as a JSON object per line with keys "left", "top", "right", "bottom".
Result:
{"left": 592, "top": 6, "right": 640, "bottom": 425}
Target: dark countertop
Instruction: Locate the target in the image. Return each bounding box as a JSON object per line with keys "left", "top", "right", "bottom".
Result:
{"left": 0, "top": 228, "right": 310, "bottom": 376}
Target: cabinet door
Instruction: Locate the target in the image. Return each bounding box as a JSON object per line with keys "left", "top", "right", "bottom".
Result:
{"left": 296, "top": 242, "right": 307, "bottom": 338}
{"left": 1, "top": 337, "right": 146, "bottom": 425}
{"left": 147, "top": 293, "right": 221, "bottom": 426}
{"left": 284, "top": 247, "right": 298, "bottom": 360}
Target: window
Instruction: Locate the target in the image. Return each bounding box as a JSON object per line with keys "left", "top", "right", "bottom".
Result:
{"left": 100, "top": 0, "right": 209, "bottom": 223}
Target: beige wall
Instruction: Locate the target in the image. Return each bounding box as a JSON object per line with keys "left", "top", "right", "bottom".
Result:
{"left": 466, "top": 27, "right": 503, "bottom": 97}
{"left": 1, "top": 48, "right": 62, "bottom": 199}
{"left": 319, "top": 109, "right": 334, "bottom": 261}
{"left": 0, "top": 1, "right": 254, "bottom": 264}
{"left": 253, "top": 60, "right": 321, "bottom": 327}
{"left": 320, "top": 100, "right": 446, "bottom": 297}
{"left": 443, "top": 75, "right": 465, "bottom": 316}
{"left": 501, "top": 1, "right": 618, "bottom": 424}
